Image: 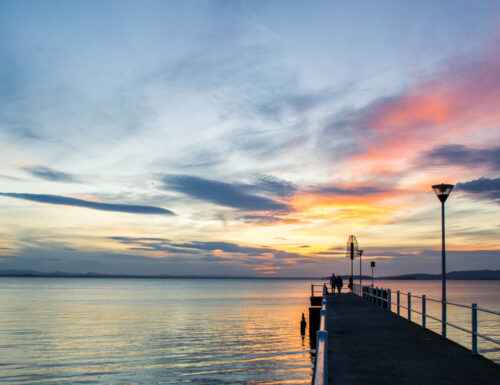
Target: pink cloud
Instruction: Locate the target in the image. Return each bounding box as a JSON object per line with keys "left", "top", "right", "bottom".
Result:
{"left": 342, "top": 37, "right": 500, "bottom": 174}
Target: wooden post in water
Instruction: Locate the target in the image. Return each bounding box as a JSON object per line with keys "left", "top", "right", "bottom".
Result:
{"left": 300, "top": 313, "right": 306, "bottom": 336}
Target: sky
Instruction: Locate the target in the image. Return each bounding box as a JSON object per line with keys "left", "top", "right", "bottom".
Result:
{"left": 0, "top": 0, "right": 499, "bottom": 277}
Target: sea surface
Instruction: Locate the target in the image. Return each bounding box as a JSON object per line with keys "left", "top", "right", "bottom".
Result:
{"left": 0, "top": 278, "right": 317, "bottom": 384}
{"left": 1, "top": 278, "right": 500, "bottom": 384}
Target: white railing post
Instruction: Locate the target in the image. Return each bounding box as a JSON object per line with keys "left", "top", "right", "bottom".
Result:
{"left": 314, "top": 330, "right": 328, "bottom": 385}
{"left": 387, "top": 289, "right": 391, "bottom": 311}
{"left": 408, "top": 293, "right": 412, "bottom": 321}
{"left": 422, "top": 295, "right": 426, "bottom": 329}
{"left": 397, "top": 290, "right": 400, "bottom": 315}
{"left": 472, "top": 303, "right": 478, "bottom": 355}
{"left": 320, "top": 309, "right": 327, "bottom": 329}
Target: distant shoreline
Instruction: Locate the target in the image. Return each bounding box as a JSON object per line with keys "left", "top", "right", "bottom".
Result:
{"left": 1, "top": 269, "right": 500, "bottom": 280}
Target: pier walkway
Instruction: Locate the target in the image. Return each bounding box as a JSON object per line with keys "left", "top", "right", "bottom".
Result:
{"left": 326, "top": 293, "right": 500, "bottom": 385}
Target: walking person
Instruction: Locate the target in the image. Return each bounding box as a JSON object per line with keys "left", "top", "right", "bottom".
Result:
{"left": 330, "top": 273, "right": 336, "bottom": 294}
{"left": 335, "top": 276, "right": 343, "bottom": 294}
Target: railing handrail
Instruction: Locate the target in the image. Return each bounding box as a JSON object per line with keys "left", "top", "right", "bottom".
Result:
{"left": 311, "top": 283, "right": 329, "bottom": 297}
{"left": 353, "top": 283, "right": 500, "bottom": 356}
{"left": 312, "top": 284, "right": 328, "bottom": 385}
{"left": 313, "top": 331, "right": 327, "bottom": 385}
{"left": 477, "top": 306, "right": 500, "bottom": 317}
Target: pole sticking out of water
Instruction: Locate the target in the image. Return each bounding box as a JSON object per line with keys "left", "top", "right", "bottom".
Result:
{"left": 359, "top": 250, "right": 364, "bottom": 287}
{"left": 371, "top": 261, "right": 375, "bottom": 287}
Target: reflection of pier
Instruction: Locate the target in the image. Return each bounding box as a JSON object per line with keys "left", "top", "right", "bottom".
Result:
{"left": 309, "top": 284, "right": 500, "bottom": 385}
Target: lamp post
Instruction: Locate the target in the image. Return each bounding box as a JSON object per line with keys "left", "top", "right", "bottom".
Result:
{"left": 432, "top": 183, "right": 454, "bottom": 339}
{"left": 359, "top": 250, "right": 364, "bottom": 286}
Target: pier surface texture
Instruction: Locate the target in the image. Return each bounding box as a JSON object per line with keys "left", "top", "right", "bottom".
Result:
{"left": 327, "top": 294, "right": 500, "bottom": 385}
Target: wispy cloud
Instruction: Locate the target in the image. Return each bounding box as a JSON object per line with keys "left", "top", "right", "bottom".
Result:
{"left": 313, "top": 184, "right": 385, "bottom": 196}
{"left": 0, "top": 193, "right": 175, "bottom": 215}
{"left": 110, "top": 236, "right": 313, "bottom": 264}
{"left": 161, "top": 174, "right": 291, "bottom": 212}
{"left": 238, "top": 214, "right": 298, "bottom": 225}
{"left": 22, "top": 166, "right": 79, "bottom": 183}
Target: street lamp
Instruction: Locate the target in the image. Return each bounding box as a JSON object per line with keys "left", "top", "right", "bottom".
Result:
{"left": 359, "top": 250, "right": 364, "bottom": 287}
{"left": 432, "top": 183, "right": 454, "bottom": 339}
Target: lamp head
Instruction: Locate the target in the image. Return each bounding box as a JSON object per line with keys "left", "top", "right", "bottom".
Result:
{"left": 432, "top": 183, "right": 454, "bottom": 203}
{"left": 346, "top": 235, "right": 359, "bottom": 259}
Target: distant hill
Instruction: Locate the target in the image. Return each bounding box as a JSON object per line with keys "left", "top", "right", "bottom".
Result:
{"left": 1, "top": 269, "right": 500, "bottom": 280}
{"left": 0, "top": 269, "right": 315, "bottom": 279}
{"left": 380, "top": 270, "right": 500, "bottom": 280}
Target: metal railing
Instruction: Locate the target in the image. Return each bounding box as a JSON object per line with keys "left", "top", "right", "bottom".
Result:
{"left": 353, "top": 283, "right": 500, "bottom": 356}
{"left": 312, "top": 284, "right": 328, "bottom": 385}
{"left": 311, "top": 284, "right": 327, "bottom": 297}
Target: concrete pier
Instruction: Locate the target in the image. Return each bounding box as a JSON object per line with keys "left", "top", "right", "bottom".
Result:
{"left": 326, "top": 294, "right": 500, "bottom": 385}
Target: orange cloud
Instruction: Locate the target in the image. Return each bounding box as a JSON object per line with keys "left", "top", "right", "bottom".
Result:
{"left": 290, "top": 191, "right": 404, "bottom": 225}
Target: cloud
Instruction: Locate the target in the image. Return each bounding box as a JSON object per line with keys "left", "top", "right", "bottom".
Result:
{"left": 108, "top": 236, "right": 171, "bottom": 243}
{"left": 0, "top": 174, "right": 22, "bottom": 181}
{"left": 110, "top": 236, "right": 313, "bottom": 264}
{"left": 22, "top": 165, "right": 78, "bottom": 183}
{"left": 456, "top": 177, "right": 500, "bottom": 201}
{"left": 323, "top": 36, "right": 500, "bottom": 177}
{"left": 161, "top": 174, "right": 291, "bottom": 212}
{"left": 0, "top": 193, "right": 175, "bottom": 215}
{"left": 238, "top": 214, "right": 298, "bottom": 225}
{"left": 170, "top": 241, "right": 274, "bottom": 256}
{"left": 313, "top": 184, "right": 385, "bottom": 196}
{"left": 253, "top": 87, "right": 346, "bottom": 122}
{"left": 419, "top": 145, "right": 500, "bottom": 170}
{"left": 108, "top": 236, "right": 200, "bottom": 254}
{"left": 250, "top": 175, "right": 297, "bottom": 197}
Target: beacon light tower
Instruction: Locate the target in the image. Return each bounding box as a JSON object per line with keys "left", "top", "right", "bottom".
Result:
{"left": 346, "top": 235, "right": 359, "bottom": 289}
{"left": 432, "top": 183, "right": 454, "bottom": 339}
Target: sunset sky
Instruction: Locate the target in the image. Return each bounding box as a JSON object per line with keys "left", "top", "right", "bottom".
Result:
{"left": 1, "top": 0, "right": 499, "bottom": 277}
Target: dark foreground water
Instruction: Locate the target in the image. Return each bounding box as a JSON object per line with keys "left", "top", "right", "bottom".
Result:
{"left": 0, "top": 278, "right": 317, "bottom": 384}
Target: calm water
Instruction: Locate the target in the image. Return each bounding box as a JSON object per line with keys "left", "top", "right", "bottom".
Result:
{"left": 0, "top": 278, "right": 317, "bottom": 384}
{"left": 1, "top": 279, "right": 499, "bottom": 384}
{"left": 372, "top": 280, "right": 500, "bottom": 363}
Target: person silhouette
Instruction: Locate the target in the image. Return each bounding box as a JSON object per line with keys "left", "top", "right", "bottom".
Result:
{"left": 336, "top": 276, "right": 343, "bottom": 294}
